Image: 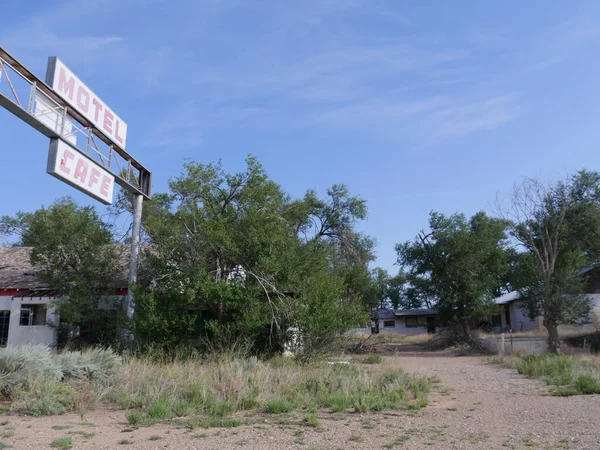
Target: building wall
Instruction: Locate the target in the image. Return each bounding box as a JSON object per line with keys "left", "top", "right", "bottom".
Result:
{"left": 508, "top": 302, "right": 541, "bottom": 332}
{"left": 503, "top": 294, "right": 600, "bottom": 333}
{"left": 379, "top": 317, "right": 429, "bottom": 335}
{"left": 0, "top": 295, "right": 58, "bottom": 347}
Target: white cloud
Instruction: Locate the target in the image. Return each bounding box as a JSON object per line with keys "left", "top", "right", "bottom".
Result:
{"left": 430, "top": 95, "right": 521, "bottom": 138}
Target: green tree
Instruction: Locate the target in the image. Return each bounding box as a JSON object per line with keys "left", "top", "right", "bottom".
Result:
{"left": 396, "top": 211, "right": 512, "bottom": 342}
{"left": 133, "top": 157, "right": 370, "bottom": 356}
{"left": 506, "top": 172, "right": 600, "bottom": 353}
{"left": 0, "top": 197, "right": 124, "bottom": 347}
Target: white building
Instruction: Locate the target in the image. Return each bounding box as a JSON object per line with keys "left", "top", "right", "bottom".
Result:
{"left": 0, "top": 247, "right": 131, "bottom": 347}
{"left": 0, "top": 247, "right": 59, "bottom": 347}
{"left": 377, "top": 308, "right": 436, "bottom": 335}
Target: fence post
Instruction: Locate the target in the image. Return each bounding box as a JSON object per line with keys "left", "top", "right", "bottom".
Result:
{"left": 500, "top": 333, "right": 505, "bottom": 355}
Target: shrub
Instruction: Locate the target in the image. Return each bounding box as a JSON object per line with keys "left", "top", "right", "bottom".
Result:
{"left": 575, "top": 374, "right": 600, "bottom": 394}
{"left": 56, "top": 348, "right": 121, "bottom": 381}
{"left": 0, "top": 345, "right": 62, "bottom": 394}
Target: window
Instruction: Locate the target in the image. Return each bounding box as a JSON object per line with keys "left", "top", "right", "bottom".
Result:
{"left": 0, "top": 311, "right": 9, "bottom": 347}
{"left": 405, "top": 317, "right": 419, "bottom": 328}
{"left": 383, "top": 320, "right": 395, "bottom": 328}
{"left": 19, "top": 304, "right": 46, "bottom": 326}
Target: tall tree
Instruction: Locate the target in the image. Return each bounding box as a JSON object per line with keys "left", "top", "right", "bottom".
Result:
{"left": 396, "top": 211, "right": 512, "bottom": 342}
{"left": 133, "top": 157, "right": 371, "bottom": 356}
{"left": 504, "top": 172, "right": 600, "bottom": 353}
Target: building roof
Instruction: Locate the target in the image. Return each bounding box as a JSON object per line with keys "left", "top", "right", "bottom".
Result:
{"left": 393, "top": 308, "right": 436, "bottom": 317}
{"left": 492, "top": 291, "right": 521, "bottom": 305}
{"left": 0, "top": 246, "right": 132, "bottom": 289}
{"left": 379, "top": 308, "right": 436, "bottom": 318}
{"left": 0, "top": 247, "right": 47, "bottom": 289}
{"left": 491, "top": 265, "right": 599, "bottom": 305}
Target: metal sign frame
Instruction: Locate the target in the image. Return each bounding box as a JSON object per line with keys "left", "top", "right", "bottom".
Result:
{"left": 0, "top": 46, "right": 149, "bottom": 344}
{"left": 0, "top": 46, "right": 151, "bottom": 198}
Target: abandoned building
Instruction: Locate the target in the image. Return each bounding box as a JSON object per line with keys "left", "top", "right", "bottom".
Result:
{"left": 0, "top": 247, "right": 129, "bottom": 347}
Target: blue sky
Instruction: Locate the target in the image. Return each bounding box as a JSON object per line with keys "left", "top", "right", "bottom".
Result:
{"left": 2, "top": 1, "right": 600, "bottom": 272}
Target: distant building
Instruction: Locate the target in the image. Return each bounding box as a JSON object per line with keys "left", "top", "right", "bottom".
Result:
{"left": 489, "top": 266, "right": 600, "bottom": 333}
{"left": 377, "top": 308, "right": 436, "bottom": 335}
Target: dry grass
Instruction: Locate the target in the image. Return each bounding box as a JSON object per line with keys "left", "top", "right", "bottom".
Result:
{"left": 346, "top": 332, "right": 434, "bottom": 355}
{"left": 479, "top": 327, "right": 596, "bottom": 340}
{"left": 490, "top": 354, "right": 600, "bottom": 395}
{"left": 1, "top": 348, "right": 433, "bottom": 420}
{"left": 106, "top": 354, "right": 432, "bottom": 420}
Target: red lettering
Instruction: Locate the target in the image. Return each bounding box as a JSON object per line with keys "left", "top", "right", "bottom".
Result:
{"left": 92, "top": 98, "right": 104, "bottom": 122}
{"left": 115, "top": 120, "right": 124, "bottom": 145}
{"left": 59, "top": 149, "right": 75, "bottom": 175}
{"left": 103, "top": 110, "right": 114, "bottom": 135}
{"left": 76, "top": 86, "right": 90, "bottom": 112}
{"left": 57, "top": 67, "right": 75, "bottom": 101}
{"left": 88, "top": 168, "right": 101, "bottom": 188}
{"left": 100, "top": 175, "right": 111, "bottom": 198}
{"left": 73, "top": 159, "right": 88, "bottom": 183}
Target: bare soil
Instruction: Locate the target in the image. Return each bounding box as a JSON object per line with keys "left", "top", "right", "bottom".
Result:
{"left": 1, "top": 348, "right": 599, "bottom": 449}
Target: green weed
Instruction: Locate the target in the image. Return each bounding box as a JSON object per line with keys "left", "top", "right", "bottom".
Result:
{"left": 50, "top": 437, "right": 73, "bottom": 450}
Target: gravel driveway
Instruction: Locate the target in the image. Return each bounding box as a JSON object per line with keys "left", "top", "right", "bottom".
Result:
{"left": 1, "top": 351, "right": 598, "bottom": 449}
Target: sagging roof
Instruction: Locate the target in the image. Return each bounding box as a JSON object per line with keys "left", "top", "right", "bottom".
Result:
{"left": 0, "top": 246, "right": 131, "bottom": 289}
{"left": 0, "top": 247, "right": 47, "bottom": 289}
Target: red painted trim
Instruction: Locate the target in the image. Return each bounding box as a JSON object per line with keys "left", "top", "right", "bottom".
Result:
{"left": 0, "top": 288, "right": 128, "bottom": 297}
{"left": 0, "top": 289, "right": 26, "bottom": 297}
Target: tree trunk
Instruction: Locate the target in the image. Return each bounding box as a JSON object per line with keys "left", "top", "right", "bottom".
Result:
{"left": 544, "top": 317, "right": 561, "bottom": 354}
{"left": 461, "top": 320, "right": 475, "bottom": 344}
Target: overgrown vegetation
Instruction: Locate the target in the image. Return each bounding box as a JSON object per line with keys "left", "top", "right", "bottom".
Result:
{"left": 490, "top": 354, "right": 600, "bottom": 396}
{"left": 0, "top": 346, "right": 432, "bottom": 419}
{"left": 2, "top": 157, "right": 378, "bottom": 359}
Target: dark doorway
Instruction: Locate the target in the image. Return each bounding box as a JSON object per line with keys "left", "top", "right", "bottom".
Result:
{"left": 504, "top": 306, "right": 511, "bottom": 331}
{"left": 0, "top": 311, "right": 10, "bottom": 347}
{"left": 426, "top": 317, "right": 436, "bottom": 334}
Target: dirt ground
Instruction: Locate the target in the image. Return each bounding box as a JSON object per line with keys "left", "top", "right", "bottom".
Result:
{"left": 1, "top": 349, "right": 599, "bottom": 450}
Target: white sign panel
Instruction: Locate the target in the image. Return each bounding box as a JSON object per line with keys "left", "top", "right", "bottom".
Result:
{"left": 34, "top": 93, "right": 77, "bottom": 146}
{"left": 47, "top": 138, "right": 115, "bottom": 205}
{"left": 46, "top": 57, "right": 128, "bottom": 149}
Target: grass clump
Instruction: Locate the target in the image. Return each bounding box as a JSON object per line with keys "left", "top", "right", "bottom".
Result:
{"left": 125, "top": 411, "right": 142, "bottom": 425}
{"left": 50, "top": 437, "right": 73, "bottom": 450}
{"left": 492, "top": 354, "right": 600, "bottom": 396}
{"left": 362, "top": 354, "right": 382, "bottom": 364}
{"left": 68, "top": 431, "right": 95, "bottom": 438}
{"left": 303, "top": 413, "right": 321, "bottom": 429}
{"left": 147, "top": 400, "right": 172, "bottom": 420}
{"left": 265, "top": 399, "right": 294, "bottom": 414}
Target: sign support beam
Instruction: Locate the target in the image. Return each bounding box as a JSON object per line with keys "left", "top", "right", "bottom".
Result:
{"left": 125, "top": 193, "right": 143, "bottom": 344}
